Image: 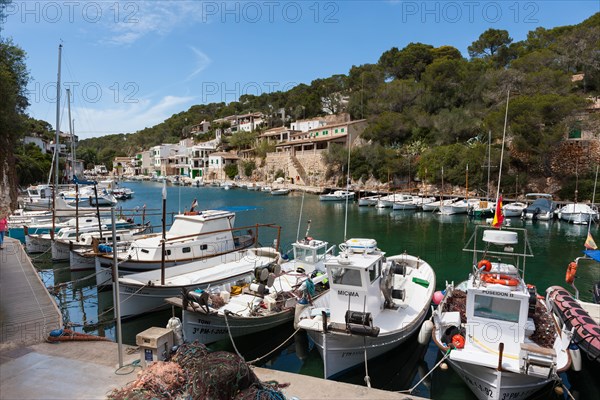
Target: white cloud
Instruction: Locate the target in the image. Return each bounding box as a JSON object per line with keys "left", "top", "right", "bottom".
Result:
{"left": 187, "top": 46, "right": 211, "bottom": 80}
{"left": 103, "top": 2, "right": 208, "bottom": 46}
{"left": 71, "top": 95, "right": 195, "bottom": 138}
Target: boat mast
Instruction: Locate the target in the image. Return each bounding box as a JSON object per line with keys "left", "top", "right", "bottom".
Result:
{"left": 495, "top": 90, "right": 510, "bottom": 204}
{"left": 67, "top": 88, "right": 73, "bottom": 181}
{"left": 52, "top": 44, "right": 62, "bottom": 233}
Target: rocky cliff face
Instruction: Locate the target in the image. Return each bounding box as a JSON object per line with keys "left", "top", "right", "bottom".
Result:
{"left": 0, "top": 140, "right": 17, "bottom": 214}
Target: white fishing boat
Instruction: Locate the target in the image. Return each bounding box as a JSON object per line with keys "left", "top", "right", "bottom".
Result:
{"left": 439, "top": 198, "right": 480, "bottom": 215}
{"left": 21, "top": 184, "right": 54, "bottom": 211}
{"left": 94, "top": 210, "right": 255, "bottom": 286}
{"left": 25, "top": 216, "right": 133, "bottom": 254}
{"left": 357, "top": 195, "right": 380, "bottom": 206}
{"left": 295, "top": 238, "right": 436, "bottom": 379}
{"left": 118, "top": 247, "right": 282, "bottom": 318}
{"left": 391, "top": 194, "right": 419, "bottom": 210}
{"left": 557, "top": 203, "right": 598, "bottom": 225}
{"left": 502, "top": 201, "right": 527, "bottom": 218}
{"left": 375, "top": 193, "right": 406, "bottom": 208}
{"left": 422, "top": 197, "right": 457, "bottom": 212}
{"left": 319, "top": 190, "right": 355, "bottom": 202}
{"left": 51, "top": 223, "right": 150, "bottom": 262}
{"left": 271, "top": 188, "right": 290, "bottom": 196}
{"left": 431, "top": 226, "right": 571, "bottom": 400}
{"left": 61, "top": 186, "right": 118, "bottom": 207}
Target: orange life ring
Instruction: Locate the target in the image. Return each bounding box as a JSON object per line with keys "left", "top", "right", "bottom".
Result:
{"left": 477, "top": 259, "right": 492, "bottom": 272}
{"left": 481, "top": 273, "right": 519, "bottom": 287}
{"left": 452, "top": 334, "right": 465, "bottom": 349}
{"left": 565, "top": 261, "right": 577, "bottom": 284}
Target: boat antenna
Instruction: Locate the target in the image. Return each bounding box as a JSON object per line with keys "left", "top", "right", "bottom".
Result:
{"left": 296, "top": 191, "right": 305, "bottom": 242}
{"left": 495, "top": 89, "right": 510, "bottom": 205}
{"left": 343, "top": 133, "right": 351, "bottom": 242}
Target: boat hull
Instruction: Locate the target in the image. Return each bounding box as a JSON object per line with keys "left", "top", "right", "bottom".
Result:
{"left": 307, "top": 318, "right": 423, "bottom": 379}
{"left": 447, "top": 357, "right": 551, "bottom": 400}
{"left": 25, "top": 234, "right": 52, "bottom": 254}
{"left": 182, "top": 307, "right": 293, "bottom": 344}
{"left": 70, "top": 250, "right": 97, "bottom": 271}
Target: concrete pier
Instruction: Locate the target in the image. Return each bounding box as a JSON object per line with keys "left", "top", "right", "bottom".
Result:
{"left": 0, "top": 237, "right": 426, "bottom": 400}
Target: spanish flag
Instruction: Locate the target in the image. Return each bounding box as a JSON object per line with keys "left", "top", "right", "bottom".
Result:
{"left": 585, "top": 232, "right": 598, "bottom": 250}
{"left": 492, "top": 196, "right": 504, "bottom": 228}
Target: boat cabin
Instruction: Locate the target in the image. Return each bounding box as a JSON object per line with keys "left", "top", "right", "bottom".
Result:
{"left": 325, "top": 239, "right": 384, "bottom": 328}
{"left": 292, "top": 239, "right": 331, "bottom": 268}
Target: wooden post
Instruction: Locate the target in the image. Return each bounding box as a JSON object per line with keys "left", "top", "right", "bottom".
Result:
{"left": 75, "top": 184, "right": 79, "bottom": 241}
{"left": 497, "top": 342, "right": 504, "bottom": 371}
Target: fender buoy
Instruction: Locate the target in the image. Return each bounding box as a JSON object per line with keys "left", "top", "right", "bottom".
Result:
{"left": 452, "top": 334, "right": 465, "bottom": 349}
{"left": 477, "top": 259, "right": 492, "bottom": 272}
{"left": 482, "top": 273, "right": 519, "bottom": 287}
{"left": 565, "top": 261, "right": 577, "bottom": 284}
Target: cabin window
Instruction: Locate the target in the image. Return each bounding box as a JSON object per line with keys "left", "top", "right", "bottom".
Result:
{"left": 474, "top": 295, "right": 520, "bottom": 323}
{"left": 330, "top": 266, "right": 362, "bottom": 287}
{"left": 182, "top": 247, "right": 191, "bottom": 253}
{"left": 116, "top": 236, "right": 121, "bottom": 241}
{"left": 141, "top": 249, "right": 149, "bottom": 254}
{"left": 166, "top": 250, "right": 171, "bottom": 256}
{"left": 200, "top": 244, "right": 208, "bottom": 250}
{"left": 369, "top": 260, "right": 381, "bottom": 283}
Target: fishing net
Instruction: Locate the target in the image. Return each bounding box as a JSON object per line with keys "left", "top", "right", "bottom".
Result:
{"left": 187, "top": 350, "right": 259, "bottom": 400}
{"left": 444, "top": 289, "right": 467, "bottom": 323}
{"left": 108, "top": 362, "right": 186, "bottom": 400}
{"left": 530, "top": 300, "right": 557, "bottom": 348}
{"left": 108, "top": 341, "right": 287, "bottom": 400}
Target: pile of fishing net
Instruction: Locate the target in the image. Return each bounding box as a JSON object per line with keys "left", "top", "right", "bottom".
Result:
{"left": 530, "top": 300, "right": 557, "bottom": 348}
{"left": 107, "top": 362, "right": 187, "bottom": 400}
{"left": 108, "top": 341, "right": 288, "bottom": 400}
{"left": 443, "top": 289, "right": 467, "bottom": 323}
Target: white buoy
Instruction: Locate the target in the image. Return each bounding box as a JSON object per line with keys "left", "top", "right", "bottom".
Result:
{"left": 440, "top": 362, "right": 448, "bottom": 371}
{"left": 167, "top": 317, "right": 184, "bottom": 345}
{"left": 418, "top": 320, "right": 434, "bottom": 345}
{"left": 569, "top": 346, "right": 582, "bottom": 372}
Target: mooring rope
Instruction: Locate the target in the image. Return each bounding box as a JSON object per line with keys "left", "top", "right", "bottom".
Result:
{"left": 399, "top": 348, "right": 452, "bottom": 394}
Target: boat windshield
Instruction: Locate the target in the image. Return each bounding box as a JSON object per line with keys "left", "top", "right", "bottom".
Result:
{"left": 330, "top": 266, "right": 362, "bottom": 287}
{"left": 473, "top": 294, "right": 520, "bottom": 323}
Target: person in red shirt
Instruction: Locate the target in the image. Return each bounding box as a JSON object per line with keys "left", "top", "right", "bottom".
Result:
{"left": 0, "top": 213, "right": 7, "bottom": 249}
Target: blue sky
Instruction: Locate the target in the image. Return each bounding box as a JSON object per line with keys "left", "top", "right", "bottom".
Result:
{"left": 2, "top": 1, "right": 599, "bottom": 139}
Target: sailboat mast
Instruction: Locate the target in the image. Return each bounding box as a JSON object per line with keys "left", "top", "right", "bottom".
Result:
{"left": 67, "top": 88, "right": 73, "bottom": 181}
{"left": 495, "top": 90, "right": 510, "bottom": 204}
{"left": 54, "top": 44, "right": 62, "bottom": 189}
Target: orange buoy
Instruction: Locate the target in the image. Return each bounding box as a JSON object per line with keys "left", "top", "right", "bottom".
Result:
{"left": 565, "top": 261, "right": 577, "bottom": 284}
{"left": 452, "top": 334, "right": 465, "bottom": 349}
{"left": 481, "top": 273, "right": 519, "bottom": 287}
{"left": 477, "top": 259, "right": 492, "bottom": 272}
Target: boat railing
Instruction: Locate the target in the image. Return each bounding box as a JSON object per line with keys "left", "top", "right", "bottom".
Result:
{"left": 161, "top": 223, "right": 282, "bottom": 250}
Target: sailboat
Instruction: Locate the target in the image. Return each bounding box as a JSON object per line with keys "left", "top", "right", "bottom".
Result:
{"left": 557, "top": 164, "right": 599, "bottom": 224}
{"left": 440, "top": 164, "right": 480, "bottom": 215}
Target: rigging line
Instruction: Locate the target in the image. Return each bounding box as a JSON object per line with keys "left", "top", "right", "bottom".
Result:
{"left": 495, "top": 89, "right": 510, "bottom": 204}
{"left": 343, "top": 133, "right": 351, "bottom": 242}
{"left": 589, "top": 165, "right": 599, "bottom": 234}
{"left": 296, "top": 190, "right": 305, "bottom": 242}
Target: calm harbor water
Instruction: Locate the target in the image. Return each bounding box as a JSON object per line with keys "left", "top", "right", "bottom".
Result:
{"left": 32, "top": 181, "right": 599, "bottom": 399}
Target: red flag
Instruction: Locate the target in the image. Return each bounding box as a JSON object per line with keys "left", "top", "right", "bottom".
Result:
{"left": 585, "top": 232, "right": 598, "bottom": 250}
{"left": 492, "top": 196, "right": 504, "bottom": 228}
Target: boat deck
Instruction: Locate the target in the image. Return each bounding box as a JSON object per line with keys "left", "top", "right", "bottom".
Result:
{"left": 0, "top": 237, "right": 62, "bottom": 347}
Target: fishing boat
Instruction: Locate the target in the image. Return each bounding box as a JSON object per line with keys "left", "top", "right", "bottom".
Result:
{"left": 295, "top": 238, "right": 436, "bottom": 379}
{"left": 422, "top": 198, "right": 457, "bottom": 212}
{"left": 557, "top": 203, "right": 599, "bottom": 225}
{"left": 119, "top": 246, "right": 283, "bottom": 318}
{"left": 271, "top": 188, "right": 290, "bottom": 196}
{"left": 503, "top": 201, "right": 527, "bottom": 218}
{"left": 94, "top": 209, "right": 255, "bottom": 286}
{"left": 319, "top": 190, "right": 355, "bottom": 202}
{"left": 25, "top": 216, "right": 133, "bottom": 254}
{"left": 523, "top": 193, "right": 556, "bottom": 221}
{"left": 431, "top": 226, "right": 571, "bottom": 400}
{"left": 51, "top": 222, "right": 150, "bottom": 262}
{"left": 357, "top": 194, "right": 380, "bottom": 206}
{"left": 439, "top": 198, "right": 480, "bottom": 215}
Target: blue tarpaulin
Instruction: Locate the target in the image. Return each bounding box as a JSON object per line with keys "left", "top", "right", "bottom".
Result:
{"left": 583, "top": 249, "right": 600, "bottom": 262}
{"left": 72, "top": 175, "right": 97, "bottom": 185}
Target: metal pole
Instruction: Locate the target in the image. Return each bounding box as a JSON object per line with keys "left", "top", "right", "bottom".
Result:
{"left": 111, "top": 207, "right": 124, "bottom": 368}
{"left": 161, "top": 180, "right": 167, "bottom": 285}
{"left": 67, "top": 88, "right": 74, "bottom": 181}
{"left": 75, "top": 184, "right": 79, "bottom": 241}
{"left": 54, "top": 44, "right": 62, "bottom": 194}
{"left": 93, "top": 185, "right": 103, "bottom": 240}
